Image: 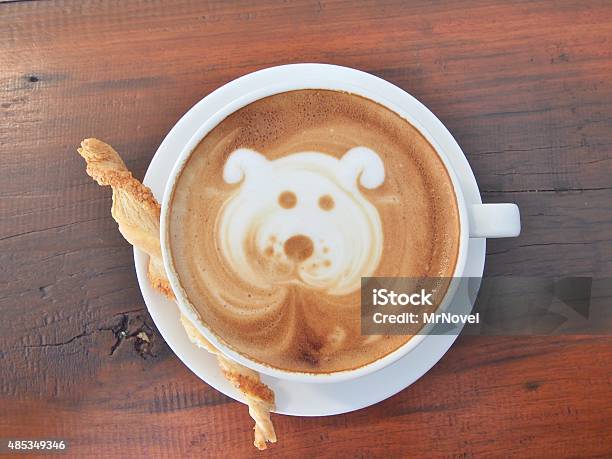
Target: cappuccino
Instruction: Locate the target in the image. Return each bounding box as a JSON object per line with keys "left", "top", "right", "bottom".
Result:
{"left": 168, "top": 90, "right": 459, "bottom": 373}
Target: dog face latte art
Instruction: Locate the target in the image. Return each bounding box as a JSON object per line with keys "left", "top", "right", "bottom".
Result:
{"left": 169, "top": 90, "right": 460, "bottom": 373}
{"left": 219, "top": 147, "right": 384, "bottom": 296}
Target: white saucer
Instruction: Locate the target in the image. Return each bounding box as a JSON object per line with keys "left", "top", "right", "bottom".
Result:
{"left": 134, "top": 64, "right": 486, "bottom": 416}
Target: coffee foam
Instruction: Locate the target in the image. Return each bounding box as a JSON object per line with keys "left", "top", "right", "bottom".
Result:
{"left": 169, "top": 90, "right": 460, "bottom": 373}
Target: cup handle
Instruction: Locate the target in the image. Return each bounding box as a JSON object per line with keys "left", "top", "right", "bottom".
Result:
{"left": 468, "top": 203, "right": 521, "bottom": 238}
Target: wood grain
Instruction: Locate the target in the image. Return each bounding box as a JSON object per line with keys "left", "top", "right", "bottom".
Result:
{"left": 1, "top": 0, "right": 611, "bottom": 457}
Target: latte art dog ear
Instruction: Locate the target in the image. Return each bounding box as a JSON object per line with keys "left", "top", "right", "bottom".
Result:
{"left": 340, "top": 146, "right": 385, "bottom": 189}
{"left": 223, "top": 148, "right": 269, "bottom": 184}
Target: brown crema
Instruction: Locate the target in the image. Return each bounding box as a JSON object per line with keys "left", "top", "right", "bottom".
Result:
{"left": 169, "top": 89, "right": 460, "bottom": 374}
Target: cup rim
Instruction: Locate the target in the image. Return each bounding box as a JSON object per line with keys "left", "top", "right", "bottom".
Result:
{"left": 160, "top": 64, "right": 469, "bottom": 384}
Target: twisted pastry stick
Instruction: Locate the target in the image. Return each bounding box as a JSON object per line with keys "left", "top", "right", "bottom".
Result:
{"left": 180, "top": 316, "right": 277, "bottom": 448}
{"left": 77, "top": 138, "right": 276, "bottom": 450}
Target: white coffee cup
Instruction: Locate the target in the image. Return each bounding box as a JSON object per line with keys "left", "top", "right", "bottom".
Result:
{"left": 160, "top": 64, "right": 521, "bottom": 384}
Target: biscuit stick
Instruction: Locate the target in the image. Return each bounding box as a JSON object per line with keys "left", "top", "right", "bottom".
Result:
{"left": 180, "top": 316, "right": 276, "bottom": 448}
{"left": 77, "top": 138, "right": 276, "bottom": 450}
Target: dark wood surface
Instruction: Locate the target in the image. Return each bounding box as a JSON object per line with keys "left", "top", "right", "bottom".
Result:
{"left": 1, "top": 1, "right": 611, "bottom": 457}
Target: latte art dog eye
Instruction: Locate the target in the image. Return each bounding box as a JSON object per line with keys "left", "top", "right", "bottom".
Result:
{"left": 318, "top": 195, "right": 334, "bottom": 211}
{"left": 278, "top": 191, "right": 297, "bottom": 209}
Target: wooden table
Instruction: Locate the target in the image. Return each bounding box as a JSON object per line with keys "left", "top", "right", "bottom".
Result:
{"left": 1, "top": 1, "right": 611, "bottom": 457}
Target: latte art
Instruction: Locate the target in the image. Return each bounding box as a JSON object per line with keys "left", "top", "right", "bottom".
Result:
{"left": 169, "top": 89, "right": 460, "bottom": 373}
{"left": 218, "top": 147, "right": 385, "bottom": 295}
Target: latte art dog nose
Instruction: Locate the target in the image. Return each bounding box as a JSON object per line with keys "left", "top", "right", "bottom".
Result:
{"left": 284, "top": 234, "right": 314, "bottom": 262}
